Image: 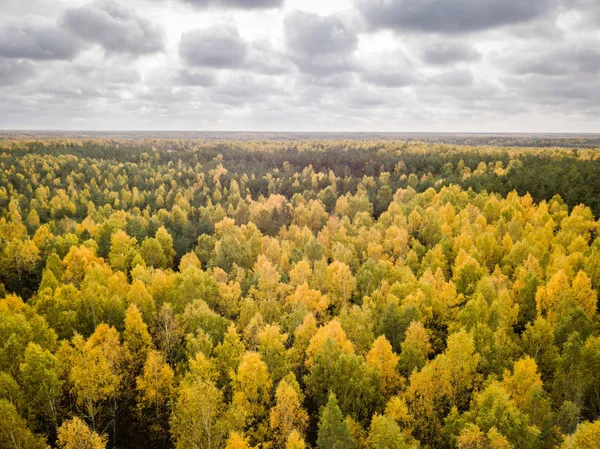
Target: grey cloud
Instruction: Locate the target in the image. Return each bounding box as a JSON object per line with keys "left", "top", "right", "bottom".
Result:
{"left": 284, "top": 11, "right": 358, "bottom": 75}
{"left": 431, "top": 69, "right": 475, "bottom": 87}
{"left": 509, "top": 42, "right": 600, "bottom": 76}
{"left": 0, "top": 59, "right": 35, "bottom": 85}
{"left": 245, "top": 43, "right": 294, "bottom": 75}
{"left": 421, "top": 42, "right": 481, "bottom": 65}
{"left": 181, "top": 0, "right": 284, "bottom": 9}
{"left": 179, "top": 25, "right": 248, "bottom": 68}
{"left": 61, "top": 1, "right": 164, "bottom": 55}
{"left": 177, "top": 69, "right": 218, "bottom": 86}
{"left": 356, "top": 0, "right": 557, "bottom": 34}
{"left": 361, "top": 70, "right": 413, "bottom": 88}
{"left": 0, "top": 21, "right": 82, "bottom": 60}
{"left": 356, "top": 49, "right": 415, "bottom": 88}
{"left": 508, "top": 73, "right": 600, "bottom": 106}
{"left": 210, "top": 74, "right": 286, "bottom": 104}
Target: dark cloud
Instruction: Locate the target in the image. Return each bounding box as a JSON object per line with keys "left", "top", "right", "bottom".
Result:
{"left": 0, "top": 21, "right": 82, "bottom": 60}
{"left": 356, "top": 0, "right": 557, "bottom": 34}
{"left": 421, "top": 42, "right": 481, "bottom": 65}
{"left": 284, "top": 11, "right": 358, "bottom": 75}
{"left": 179, "top": 25, "right": 248, "bottom": 68}
{"left": 0, "top": 59, "right": 35, "bottom": 85}
{"left": 61, "top": 1, "right": 164, "bottom": 55}
{"left": 181, "top": 0, "right": 284, "bottom": 9}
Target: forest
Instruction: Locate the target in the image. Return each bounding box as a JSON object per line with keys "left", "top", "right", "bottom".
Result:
{"left": 1, "top": 137, "right": 599, "bottom": 449}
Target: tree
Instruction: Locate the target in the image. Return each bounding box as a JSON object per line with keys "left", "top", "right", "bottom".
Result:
{"left": 19, "top": 343, "right": 62, "bottom": 432}
{"left": 285, "top": 430, "right": 306, "bottom": 449}
{"left": 214, "top": 325, "right": 245, "bottom": 392}
{"left": 108, "top": 230, "right": 138, "bottom": 274}
{"left": 562, "top": 419, "right": 600, "bottom": 449}
{"left": 0, "top": 398, "right": 48, "bottom": 449}
{"left": 366, "top": 336, "right": 403, "bottom": 399}
{"left": 156, "top": 226, "right": 175, "bottom": 268}
{"left": 398, "top": 321, "right": 431, "bottom": 377}
{"left": 472, "top": 382, "right": 540, "bottom": 449}
{"left": 367, "top": 414, "right": 416, "bottom": 449}
{"left": 140, "top": 238, "right": 167, "bottom": 269}
{"left": 57, "top": 417, "right": 106, "bottom": 449}
{"left": 326, "top": 262, "right": 356, "bottom": 312}
{"left": 258, "top": 325, "right": 290, "bottom": 384}
{"left": 123, "top": 304, "right": 153, "bottom": 377}
{"left": 2, "top": 238, "right": 40, "bottom": 288}
{"left": 232, "top": 352, "right": 272, "bottom": 440}
{"left": 316, "top": 393, "right": 356, "bottom": 449}
{"left": 136, "top": 350, "right": 175, "bottom": 444}
{"left": 270, "top": 378, "right": 308, "bottom": 448}
{"left": 305, "top": 319, "right": 354, "bottom": 368}
{"left": 69, "top": 324, "right": 123, "bottom": 431}
{"left": 457, "top": 424, "right": 511, "bottom": 449}
{"left": 571, "top": 271, "right": 597, "bottom": 319}
{"left": 170, "top": 377, "right": 244, "bottom": 449}
{"left": 225, "top": 432, "right": 254, "bottom": 449}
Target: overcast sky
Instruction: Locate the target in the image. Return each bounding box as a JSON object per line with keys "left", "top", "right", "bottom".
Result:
{"left": 0, "top": 0, "right": 599, "bottom": 132}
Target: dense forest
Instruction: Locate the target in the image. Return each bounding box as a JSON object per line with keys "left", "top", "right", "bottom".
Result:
{"left": 1, "top": 138, "right": 600, "bottom": 449}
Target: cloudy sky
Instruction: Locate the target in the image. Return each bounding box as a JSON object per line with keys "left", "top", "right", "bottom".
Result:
{"left": 0, "top": 0, "right": 599, "bottom": 132}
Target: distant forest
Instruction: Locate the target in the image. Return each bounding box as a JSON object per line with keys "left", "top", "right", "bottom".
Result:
{"left": 1, "top": 138, "right": 599, "bottom": 449}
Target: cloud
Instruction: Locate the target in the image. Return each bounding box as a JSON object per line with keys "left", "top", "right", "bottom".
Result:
{"left": 0, "top": 59, "right": 35, "bottom": 85}
{"left": 284, "top": 11, "right": 358, "bottom": 75}
{"left": 421, "top": 41, "right": 481, "bottom": 65}
{"left": 356, "top": 0, "right": 557, "bottom": 34}
{"left": 0, "top": 21, "right": 82, "bottom": 60}
{"left": 509, "top": 43, "right": 600, "bottom": 77}
{"left": 61, "top": 1, "right": 165, "bottom": 55}
{"left": 210, "top": 74, "right": 286, "bottom": 104}
{"left": 181, "top": 0, "right": 284, "bottom": 9}
{"left": 430, "top": 68, "right": 475, "bottom": 87}
{"left": 179, "top": 25, "right": 248, "bottom": 68}
{"left": 176, "top": 69, "right": 218, "bottom": 86}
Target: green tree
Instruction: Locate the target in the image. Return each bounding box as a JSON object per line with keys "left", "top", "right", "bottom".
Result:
{"left": 316, "top": 393, "right": 356, "bottom": 449}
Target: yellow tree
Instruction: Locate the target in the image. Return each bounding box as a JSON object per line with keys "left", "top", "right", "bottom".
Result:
{"left": 305, "top": 318, "right": 354, "bottom": 368}
{"left": 366, "top": 336, "right": 403, "bottom": 399}
{"left": 535, "top": 270, "right": 571, "bottom": 323}
{"left": 285, "top": 430, "right": 306, "bottom": 449}
{"left": 171, "top": 377, "right": 244, "bottom": 449}
{"left": 502, "top": 357, "right": 543, "bottom": 410}
{"left": 571, "top": 271, "right": 597, "bottom": 319}
{"left": 136, "top": 350, "right": 175, "bottom": 442}
{"left": 561, "top": 419, "right": 600, "bottom": 449}
{"left": 226, "top": 432, "right": 255, "bottom": 449}
{"left": 269, "top": 378, "right": 309, "bottom": 448}
{"left": 258, "top": 324, "right": 290, "bottom": 384}
{"left": 57, "top": 417, "right": 106, "bottom": 449}
{"left": 123, "top": 304, "right": 153, "bottom": 377}
{"left": 232, "top": 352, "right": 273, "bottom": 441}
{"left": 69, "top": 324, "right": 123, "bottom": 430}
{"left": 326, "top": 261, "right": 356, "bottom": 311}
{"left": 108, "top": 230, "right": 138, "bottom": 274}
{"left": 398, "top": 321, "right": 432, "bottom": 377}
{"left": 286, "top": 283, "right": 329, "bottom": 318}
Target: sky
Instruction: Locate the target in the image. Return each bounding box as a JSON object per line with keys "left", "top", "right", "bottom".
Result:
{"left": 0, "top": 0, "right": 599, "bottom": 132}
